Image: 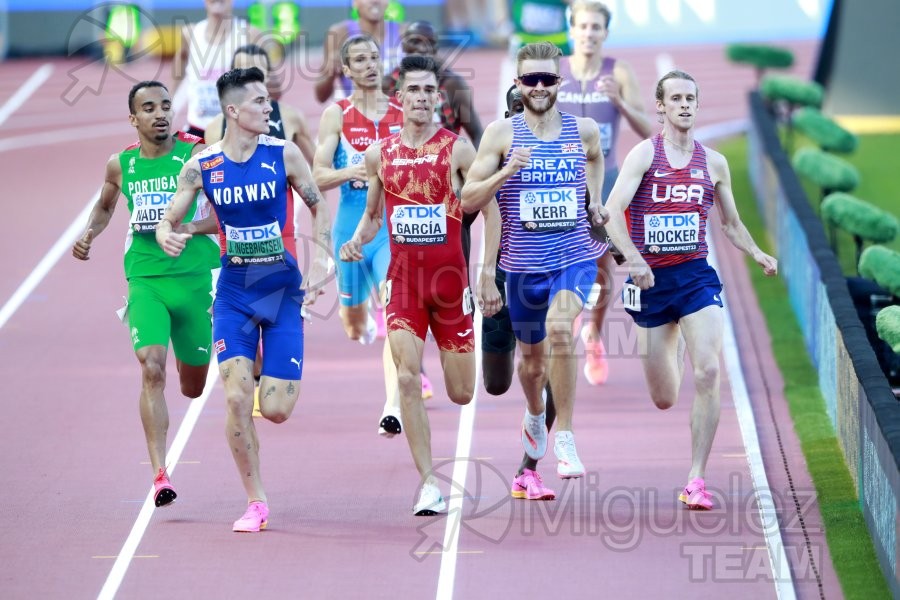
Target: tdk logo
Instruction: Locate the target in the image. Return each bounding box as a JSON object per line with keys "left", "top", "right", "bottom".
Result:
{"left": 134, "top": 192, "right": 170, "bottom": 207}
{"left": 525, "top": 190, "right": 573, "bottom": 204}
{"left": 233, "top": 225, "right": 279, "bottom": 240}
{"left": 650, "top": 214, "right": 697, "bottom": 227}
{"left": 395, "top": 205, "right": 444, "bottom": 219}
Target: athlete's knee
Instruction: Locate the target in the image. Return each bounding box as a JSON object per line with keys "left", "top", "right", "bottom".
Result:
{"left": 650, "top": 392, "right": 677, "bottom": 410}
{"left": 692, "top": 361, "right": 720, "bottom": 391}
{"left": 261, "top": 404, "right": 292, "bottom": 424}
{"left": 517, "top": 358, "right": 545, "bottom": 387}
{"left": 139, "top": 356, "right": 167, "bottom": 392}
{"left": 447, "top": 379, "right": 474, "bottom": 406}
{"left": 180, "top": 375, "right": 206, "bottom": 399}
{"left": 396, "top": 367, "right": 421, "bottom": 397}
{"left": 546, "top": 320, "right": 575, "bottom": 351}
{"left": 483, "top": 373, "right": 513, "bottom": 396}
{"left": 224, "top": 388, "right": 253, "bottom": 418}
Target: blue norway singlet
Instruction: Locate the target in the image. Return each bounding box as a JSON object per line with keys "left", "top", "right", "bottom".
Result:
{"left": 197, "top": 135, "right": 301, "bottom": 291}
{"left": 497, "top": 111, "right": 606, "bottom": 272}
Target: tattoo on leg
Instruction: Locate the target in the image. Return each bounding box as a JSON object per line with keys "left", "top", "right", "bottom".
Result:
{"left": 223, "top": 367, "right": 231, "bottom": 379}
{"left": 287, "top": 381, "right": 296, "bottom": 394}
{"left": 264, "top": 386, "right": 276, "bottom": 398}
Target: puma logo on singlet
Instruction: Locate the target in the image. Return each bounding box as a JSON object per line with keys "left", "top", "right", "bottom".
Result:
{"left": 172, "top": 156, "right": 186, "bottom": 166}
{"left": 268, "top": 119, "right": 282, "bottom": 131}
{"left": 261, "top": 161, "right": 277, "bottom": 175}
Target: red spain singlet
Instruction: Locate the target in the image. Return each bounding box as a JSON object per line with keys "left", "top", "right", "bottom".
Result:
{"left": 379, "top": 127, "right": 473, "bottom": 352}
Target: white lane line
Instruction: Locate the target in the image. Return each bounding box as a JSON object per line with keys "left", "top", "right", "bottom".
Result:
{"left": 708, "top": 240, "right": 796, "bottom": 599}
{"left": 436, "top": 57, "right": 515, "bottom": 600}
{"left": 0, "top": 189, "right": 99, "bottom": 331}
{"left": 0, "top": 63, "right": 54, "bottom": 128}
{"left": 97, "top": 363, "right": 220, "bottom": 600}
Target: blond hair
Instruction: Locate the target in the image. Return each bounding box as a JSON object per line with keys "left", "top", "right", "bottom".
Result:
{"left": 515, "top": 42, "right": 562, "bottom": 76}
{"left": 569, "top": 1, "right": 612, "bottom": 28}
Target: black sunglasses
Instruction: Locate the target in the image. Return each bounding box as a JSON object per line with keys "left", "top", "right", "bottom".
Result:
{"left": 518, "top": 72, "right": 561, "bottom": 87}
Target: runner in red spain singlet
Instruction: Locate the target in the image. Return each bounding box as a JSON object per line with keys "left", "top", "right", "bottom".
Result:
{"left": 380, "top": 128, "right": 474, "bottom": 349}
{"left": 339, "top": 56, "right": 494, "bottom": 517}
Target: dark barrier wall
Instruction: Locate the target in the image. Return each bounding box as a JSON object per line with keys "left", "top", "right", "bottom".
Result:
{"left": 814, "top": 0, "right": 900, "bottom": 116}
{"left": 747, "top": 91, "right": 900, "bottom": 594}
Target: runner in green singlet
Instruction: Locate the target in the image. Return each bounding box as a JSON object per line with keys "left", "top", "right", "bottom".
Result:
{"left": 72, "top": 81, "right": 219, "bottom": 508}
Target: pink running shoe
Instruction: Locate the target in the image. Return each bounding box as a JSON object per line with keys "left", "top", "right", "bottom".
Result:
{"left": 581, "top": 327, "right": 609, "bottom": 385}
{"left": 679, "top": 477, "right": 714, "bottom": 510}
{"left": 153, "top": 468, "right": 176, "bottom": 508}
{"left": 421, "top": 373, "right": 434, "bottom": 400}
{"left": 511, "top": 469, "right": 556, "bottom": 500}
{"left": 233, "top": 501, "right": 269, "bottom": 532}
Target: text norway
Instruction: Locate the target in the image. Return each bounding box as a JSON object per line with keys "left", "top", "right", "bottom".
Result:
{"left": 212, "top": 181, "right": 277, "bottom": 205}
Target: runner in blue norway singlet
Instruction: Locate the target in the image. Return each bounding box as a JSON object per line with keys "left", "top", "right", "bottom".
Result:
{"left": 197, "top": 135, "right": 306, "bottom": 380}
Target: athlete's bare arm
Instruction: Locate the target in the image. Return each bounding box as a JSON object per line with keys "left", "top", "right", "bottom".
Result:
{"left": 315, "top": 23, "right": 348, "bottom": 103}
{"left": 341, "top": 143, "right": 385, "bottom": 261}
{"left": 476, "top": 199, "right": 502, "bottom": 317}
{"left": 156, "top": 157, "right": 205, "bottom": 257}
{"left": 611, "top": 60, "right": 653, "bottom": 139}
{"left": 460, "top": 119, "right": 520, "bottom": 213}
{"left": 285, "top": 141, "right": 332, "bottom": 304}
{"left": 604, "top": 140, "right": 655, "bottom": 289}
{"left": 72, "top": 154, "right": 123, "bottom": 260}
{"left": 577, "top": 116, "right": 609, "bottom": 227}
{"left": 708, "top": 148, "right": 777, "bottom": 276}
{"left": 313, "top": 104, "right": 367, "bottom": 191}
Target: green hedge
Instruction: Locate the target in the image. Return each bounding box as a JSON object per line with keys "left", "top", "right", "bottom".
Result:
{"left": 761, "top": 75, "right": 824, "bottom": 108}
{"left": 792, "top": 147, "right": 860, "bottom": 191}
{"left": 727, "top": 43, "right": 794, "bottom": 69}
{"left": 822, "top": 193, "right": 899, "bottom": 243}
{"left": 875, "top": 305, "right": 900, "bottom": 354}
{"left": 859, "top": 246, "right": 900, "bottom": 297}
{"left": 793, "top": 107, "right": 858, "bottom": 153}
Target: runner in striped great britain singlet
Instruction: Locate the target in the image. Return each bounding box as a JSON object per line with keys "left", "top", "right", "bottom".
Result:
{"left": 313, "top": 34, "right": 405, "bottom": 439}
{"left": 463, "top": 42, "right": 611, "bottom": 485}
{"left": 339, "top": 56, "right": 499, "bottom": 517}
{"left": 604, "top": 70, "right": 778, "bottom": 511}
{"left": 157, "top": 67, "right": 331, "bottom": 533}
{"left": 72, "top": 81, "right": 219, "bottom": 510}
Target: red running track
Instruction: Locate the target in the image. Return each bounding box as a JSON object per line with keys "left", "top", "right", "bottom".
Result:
{"left": 0, "top": 42, "right": 842, "bottom": 599}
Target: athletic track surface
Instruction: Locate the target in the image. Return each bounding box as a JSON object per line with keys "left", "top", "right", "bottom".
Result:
{"left": 0, "top": 40, "right": 845, "bottom": 599}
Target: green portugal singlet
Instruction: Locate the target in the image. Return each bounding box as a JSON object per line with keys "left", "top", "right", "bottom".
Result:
{"left": 119, "top": 132, "right": 219, "bottom": 279}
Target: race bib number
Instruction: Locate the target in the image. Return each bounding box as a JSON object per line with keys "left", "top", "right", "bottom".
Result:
{"left": 462, "top": 287, "right": 474, "bottom": 316}
{"left": 129, "top": 191, "right": 173, "bottom": 233}
{"left": 623, "top": 283, "right": 642, "bottom": 312}
{"left": 643, "top": 212, "right": 700, "bottom": 254}
{"left": 224, "top": 221, "right": 285, "bottom": 266}
{"left": 519, "top": 188, "right": 578, "bottom": 231}
{"left": 391, "top": 204, "right": 447, "bottom": 245}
